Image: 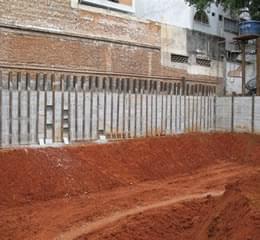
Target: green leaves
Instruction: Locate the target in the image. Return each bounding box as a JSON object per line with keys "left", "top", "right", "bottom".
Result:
{"left": 185, "top": 0, "right": 260, "bottom": 20}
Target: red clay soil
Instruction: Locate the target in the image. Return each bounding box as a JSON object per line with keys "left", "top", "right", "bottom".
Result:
{"left": 76, "top": 175, "right": 260, "bottom": 240}
{"left": 0, "top": 133, "right": 260, "bottom": 240}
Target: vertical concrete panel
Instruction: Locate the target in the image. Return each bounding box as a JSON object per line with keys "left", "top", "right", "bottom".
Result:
{"left": 1, "top": 90, "right": 10, "bottom": 146}
{"left": 180, "top": 96, "right": 185, "bottom": 133}
{"left": 130, "top": 94, "right": 135, "bottom": 137}
{"left": 190, "top": 96, "right": 195, "bottom": 132}
{"left": 11, "top": 91, "right": 19, "bottom": 145}
{"left": 46, "top": 91, "right": 53, "bottom": 141}
{"left": 165, "top": 95, "right": 170, "bottom": 135}
{"left": 254, "top": 97, "right": 260, "bottom": 133}
{"left": 63, "top": 91, "right": 70, "bottom": 141}
{"left": 146, "top": 94, "right": 151, "bottom": 136}
{"left": 192, "top": 96, "right": 198, "bottom": 131}
{"left": 84, "top": 91, "right": 91, "bottom": 140}
{"left": 216, "top": 97, "right": 232, "bottom": 131}
{"left": 189, "top": 96, "right": 194, "bottom": 132}
{"left": 135, "top": 93, "right": 141, "bottom": 137}
{"left": 177, "top": 94, "right": 182, "bottom": 133}
{"left": 156, "top": 93, "right": 162, "bottom": 135}
{"left": 98, "top": 92, "right": 105, "bottom": 132}
{"left": 125, "top": 92, "right": 131, "bottom": 137}
{"left": 38, "top": 92, "right": 45, "bottom": 141}
{"left": 29, "top": 91, "right": 38, "bottom": 144}
{"left": 204, "top": 95, "right": 208, "bottom": 131}
{"left": 234, "top": 97, "right": 252, "bottom": 133}
{"left": 54, "top": 91, "right": 62, "bottom": 142}
{"left": 92, "top": 92, "right": 98, "bottom": 139}
{"left": 20, "top": 91, "right": 28, "bottom": 144}
{"left": 174, "top": 94, "right": 179, "bottom": 133}
{"left": 105, "top": 92, "right": 112, "bottom": 136}
{"left": 69, "top": 92, "right": 76, "bottom": 141}
{"left": 76, "top": 92, "right": 84, "bottom": 140}
{"left": 172, "top": 94, "right": 177, "bottom": 133}
{"left": 118, "top": 93, "right": 124, "bottom": 136}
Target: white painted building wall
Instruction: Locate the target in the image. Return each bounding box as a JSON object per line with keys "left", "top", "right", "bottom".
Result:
{"left": 226, "top": 61, "right": 256, "bottom": 95}
{"left": 136, "top": 0, "right": 194, "bottom": 29}
{"left": 161, "top": 24, "right": 224, "bottom": 78}
{"left": 136, "top": 0, "right": 236, "bottom": 39}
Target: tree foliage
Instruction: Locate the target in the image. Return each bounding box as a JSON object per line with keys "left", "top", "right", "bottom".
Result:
{"left": 185, "top": 0, "right": 260, "bottom": 20}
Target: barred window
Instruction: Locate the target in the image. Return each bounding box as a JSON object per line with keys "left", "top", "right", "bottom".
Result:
{"left": 224, "top": 18, "right": 239, "bottom": 34}
{"left": 79, "top": 0, "right": 134, "bottom": 13}
{"left": 171, "top": 54, "right": 189, "bottom": 64}
{"left": 196, "top": 58, "right": 211, "bottom": 67}
{"left": 194, "top": 10, "right": 209, "bottom": 25}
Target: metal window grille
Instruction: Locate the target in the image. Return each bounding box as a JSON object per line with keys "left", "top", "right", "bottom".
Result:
{"left": 196, "top": 58, "right": 211, "bottom": 67}
{"left": 224, "top": 18, "right": 239, "bottom": 34}
{"left": 171, "top": 54, "right": 189, "bottom": 64}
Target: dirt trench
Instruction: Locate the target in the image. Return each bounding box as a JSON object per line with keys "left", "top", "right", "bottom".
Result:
{"left": 0, "top": 133, "right": 260, "bottom": 240}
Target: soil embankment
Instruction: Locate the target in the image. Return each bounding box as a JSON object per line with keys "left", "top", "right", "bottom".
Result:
{"left": 0, "top": 133, "right": 259, "bottom": 239}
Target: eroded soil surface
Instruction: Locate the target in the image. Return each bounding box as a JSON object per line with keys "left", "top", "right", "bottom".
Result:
{"left": 0, "top": 133, "right": 260, "bottom": 240}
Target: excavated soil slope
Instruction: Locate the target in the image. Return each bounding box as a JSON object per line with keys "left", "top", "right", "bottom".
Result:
{"left": 0, "top": 133, "right": 260, "bottom": 240}
{"left": 76, "top": 175, "right": 260, "bottom": 240}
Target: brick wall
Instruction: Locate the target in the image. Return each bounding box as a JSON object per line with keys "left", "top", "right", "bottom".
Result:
{"left": 0, "top": 0, "right": 219, "bottom": 84}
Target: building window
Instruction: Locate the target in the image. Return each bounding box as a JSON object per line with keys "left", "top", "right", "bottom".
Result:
{"left": 224, "top": 18, "right": 239, "bottom": 34}
{"left": 79, "top": 0, "right": 135, "bottom": 13}
{"left": 196, "top": 58, "right": 211, "bottom": 67}
{"left": 194, "top": 10, "right": 209, "bottom": 25}
{"left": 171, "top": 54, "right": 189, "bottom": 64}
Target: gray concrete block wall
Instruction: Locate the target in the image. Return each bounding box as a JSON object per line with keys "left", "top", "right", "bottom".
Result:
{"left": 6, "top": 88, "right": 260, "bottom": 148}
{"left": 234, "top": 97, "right": 252, "bottom": 133}
{"left": 216, "top": 97, "right": 232, "bottom": 131}
{"left": 254, "top": 98, "right": 260, "bottom": 133}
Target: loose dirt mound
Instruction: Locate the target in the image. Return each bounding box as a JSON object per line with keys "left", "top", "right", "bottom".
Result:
{"left": 0, "top": 133, "right": 260, "bottom": 240}
{"left": 0, "top": 133, "right": 259, "bottom": 206}
{"left": 76, "top": 175, "right": 260, "bottom": 240}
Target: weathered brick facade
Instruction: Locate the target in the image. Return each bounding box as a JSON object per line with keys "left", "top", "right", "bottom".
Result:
{"left": 0, "top": 0, "right": 219, "bottom": 85}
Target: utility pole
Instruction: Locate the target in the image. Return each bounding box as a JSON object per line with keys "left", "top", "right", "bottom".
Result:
{"left": 257, "top": 37, "right": 260, "bottom": 96}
